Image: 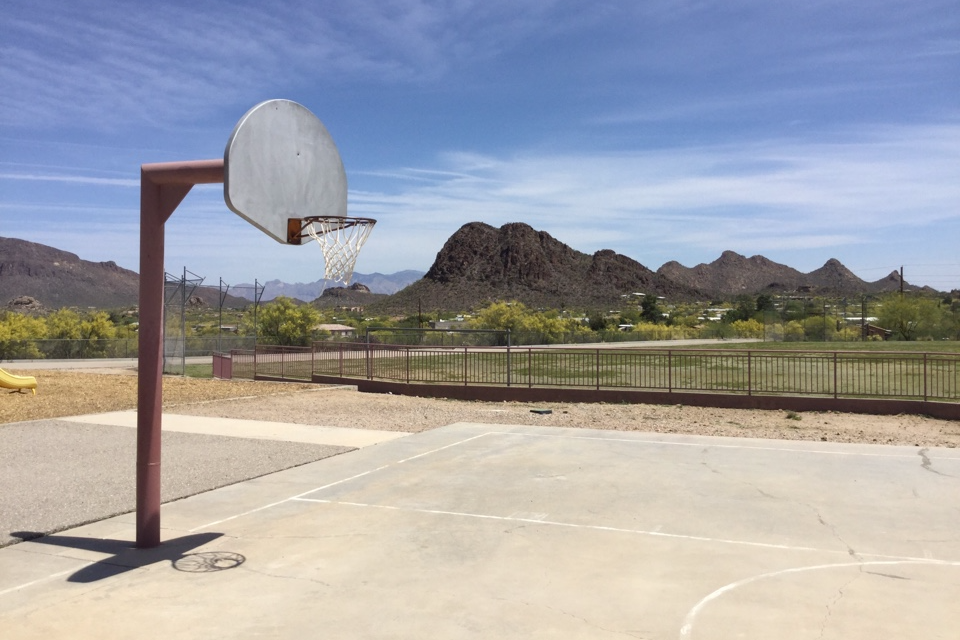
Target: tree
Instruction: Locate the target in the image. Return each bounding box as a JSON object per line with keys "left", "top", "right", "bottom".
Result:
{"left": 470, "top": 301, "right": 528, "bottom": 333}
{"left": 619, "top": 308, "right": 641, "bottom": 326}
{"left": 469, "top": 301, "right": 589, "bottom": 344}
{"left": 254, "top": 297, "right": 322, "bottom": 346}
{"left": 755, "top": 294, "right": 775, "bottom": 314}
{"left": 78, "top": 311, "right": 117, "bottom": 357}
{"left": 722, "top": 295, "right": 759, "bottom": 324}
{"left": 640, "top": 296, "right": 663, "bottom": 324}
{"left": 876, "top": 294, "right": 943, "bottom": 341}
{"left": 587, "top": 311, "right": 613, "bottom": 332}
{"left": 783, "top": 320, "right": 805, "bottom": 342}
{"left": 730, "top": 318, "right": 764, "bottom": 339}
{"left": 0, "top": 312, "right": 47, "bottom": 359}
{"left": 45, "top": 309, "right": 83, "bottom": 358}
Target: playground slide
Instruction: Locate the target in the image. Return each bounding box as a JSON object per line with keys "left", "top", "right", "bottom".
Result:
{"left": 0, "top": 368, "right": 38, "bottom": 394}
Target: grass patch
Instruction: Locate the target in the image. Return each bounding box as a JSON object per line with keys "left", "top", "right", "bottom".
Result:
{"left": 675, "top": 340, "right": 960, "bottom": 353}
{"left": 184, "top": 363, "right": 213, "bottom": 378}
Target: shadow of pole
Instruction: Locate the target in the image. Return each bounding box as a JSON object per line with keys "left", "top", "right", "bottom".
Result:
{"left": 8, "top": 531, "right": 243, "bottom": 583}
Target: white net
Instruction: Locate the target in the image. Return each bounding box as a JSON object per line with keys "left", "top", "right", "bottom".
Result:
{"left": 304, "top": 216, "right": 376, "bottom": 285}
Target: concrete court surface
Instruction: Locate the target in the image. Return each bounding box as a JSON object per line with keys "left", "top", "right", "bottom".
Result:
{"left": 1, "top": 422, "right": 958, "bottom": 639}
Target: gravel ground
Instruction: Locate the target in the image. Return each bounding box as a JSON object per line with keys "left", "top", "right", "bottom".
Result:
{"left": 3, "top": 369, "right": 959, "bottom": 448}
{"left": 176, "top": 386, "right": 960, "bottom": 448}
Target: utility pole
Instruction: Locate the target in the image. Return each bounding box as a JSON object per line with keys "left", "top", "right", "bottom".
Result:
{"left": 861, "top": 297, "right": 867, "bottom": 341}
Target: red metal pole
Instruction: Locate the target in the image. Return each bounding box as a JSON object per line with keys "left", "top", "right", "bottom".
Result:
{"left": 137, "top": 159, "right": 223, "bottom": 549}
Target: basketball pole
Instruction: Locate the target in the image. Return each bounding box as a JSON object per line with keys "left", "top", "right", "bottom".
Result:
{"left": 138, "top": 159, "right": 224, "bottom": 548}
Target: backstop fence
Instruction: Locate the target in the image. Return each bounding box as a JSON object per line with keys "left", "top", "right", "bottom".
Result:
{"left": 218, "top": 343, "right": 960, "bottom": 410}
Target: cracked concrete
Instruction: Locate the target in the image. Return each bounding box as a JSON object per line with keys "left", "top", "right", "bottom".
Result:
{"left": 918, "top": 447, "right": 954, "bottom": 477}
{"left": 810, "top": 505, "right": 862, "bottom": 560}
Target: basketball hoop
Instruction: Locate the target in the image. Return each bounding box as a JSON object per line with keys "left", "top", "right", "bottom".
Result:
{"left": 288, "top": 216, "right": 376, "bottom": 285}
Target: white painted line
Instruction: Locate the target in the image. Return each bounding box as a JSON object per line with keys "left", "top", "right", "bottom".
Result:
{"left": 188, "top": 432, "right": 492, "bottom": 532}
{"left": 0, "top": 564, "right": 89, "bottom": 597}
{"left": 678, "top": 559, "right": 960, "bottom": 639}
{"left": 188, "top": 465, "right": 392, "bottom": 532}
{"left": 487, "top": 430, "right": 958, "bottom": 459}
{"left": 389, "top": 432, "right": 492, "bottom": 466}
{"left": 292, "top": 498, "right": 952, "bottom": 564}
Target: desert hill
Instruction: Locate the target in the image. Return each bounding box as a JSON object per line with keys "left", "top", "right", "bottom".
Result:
{"left": 657, "top": 251, "right": 914, "bottom": 298}
{"left": 370, "top": 222, "right": 701, "bottom": 313}
{"left": 0, "top": 237, "right": 141, "bottom": 309}
{"left": 0, "top": 237, "right": 248, "bottom": 310}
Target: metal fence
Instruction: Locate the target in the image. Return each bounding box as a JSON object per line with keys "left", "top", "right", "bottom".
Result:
{"left": 248, "top": 343, "right": 960, "bottom": 403}
{"left": 0, "top": 336, "right": 257, "bottom": 363}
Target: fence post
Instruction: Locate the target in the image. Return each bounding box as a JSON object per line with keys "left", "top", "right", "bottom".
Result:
{"left": 528, "top": 348, "right": 532, "bottom": 388}
{"left": 833, "top": 352, "right": 838, "bottom": 399}
{"left": 747, "top": 351, "right": 752, "bottom": 396}
{"left": 596, "top": 349, "right": 601, "bottom": 391}
{"left": 923, "top": 353, "right": 928, "bottom": 401}
{"left": 668, "top": 350, "right": 673, "bottom": 392}
{"left": 406, "top": 347, "right": 410, "bottom": 384}
{"left": 463, "top": 346, "right": 468, "bottom": 387}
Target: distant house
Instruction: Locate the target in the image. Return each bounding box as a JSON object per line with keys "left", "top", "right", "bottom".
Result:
{"left": 862, "top": 324, "right": 892, "bottom": 340}
{"left": 314, "top": 323, "right": 356, "bottom": 339}
{"left": 430, "top": 319, "right": 470, "bottom": 330}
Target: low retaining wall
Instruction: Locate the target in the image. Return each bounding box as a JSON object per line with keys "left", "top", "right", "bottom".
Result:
{"left": 299, "top": 374, "right": 960, "bottom": 421}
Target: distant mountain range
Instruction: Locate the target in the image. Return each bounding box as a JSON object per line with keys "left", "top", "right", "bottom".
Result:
{"left": 657, "top": 251, "right": 909, "bottom": 298}
{"left": 232, "top": 270, "right": 425, "bottom": 302}
{"left": 366, "top": 222, "right": 922, "bottom": 314}
{"left": 0, "top": 231, "right": 934, "bottom": 313}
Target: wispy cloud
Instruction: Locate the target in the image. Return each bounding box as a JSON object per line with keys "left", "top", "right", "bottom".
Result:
{"left": 0, "top": 173, "right": 139, "bottom": 187}
{"left": 1, "top": 0, "right": 568, "bottom": 130}
{"left": 349, "top": 123, "right": 960, "bottom": 266}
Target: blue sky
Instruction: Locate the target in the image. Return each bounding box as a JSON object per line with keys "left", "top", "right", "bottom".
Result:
{"left": 2, "top": 0, "right": 959, "bottom": 292}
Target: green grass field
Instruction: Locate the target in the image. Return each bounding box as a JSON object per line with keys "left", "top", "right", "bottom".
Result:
{"left": 671, "top": 340, "right": 960, "bottom": 353}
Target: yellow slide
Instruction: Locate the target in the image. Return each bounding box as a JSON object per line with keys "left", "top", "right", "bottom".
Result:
{"left": 0, "top": 368, "right": 38, "bottom": 394}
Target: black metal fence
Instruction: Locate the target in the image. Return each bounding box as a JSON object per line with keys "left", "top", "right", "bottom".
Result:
{"left": 243, "top": 343, "right": 960, "bottom": 403}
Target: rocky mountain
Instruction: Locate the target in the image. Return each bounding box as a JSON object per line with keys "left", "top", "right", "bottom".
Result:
{"left": 0, "top": 236, "right": 248, "bottom": 310}
{"left": 657, "top": 251, "right": 914, "bottom": 298}
{"left": 312, "top": 282, "right": 388, "bottom": 309}
{"left": 1, "top": 230, "right": 933, "bottom": 315}
{"left": 234, "top": 270, "right": 425, "bottom": 301}
{"left": 370, "top": 222, "right": 701, "bottom": 313}
{"left": 0, "top": 237, "right": 141, "bottom": 309}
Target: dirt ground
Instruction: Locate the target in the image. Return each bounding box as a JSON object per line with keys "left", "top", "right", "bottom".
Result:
{"left": 1, "top": 369, "right": 958, "bottom": 448}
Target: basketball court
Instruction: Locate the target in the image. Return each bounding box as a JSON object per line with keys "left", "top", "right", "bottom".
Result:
{"left": 2, "top": 418, "right": 957, "bottom": 638}
{"left": 4, "top": 98, "right": 955, "bottom": 637}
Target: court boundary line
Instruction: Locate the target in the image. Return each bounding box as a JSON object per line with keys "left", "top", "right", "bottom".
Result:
{"left": 293, "top": 497, "right": 954, "bottom": 564}
{"left": 190, "top": 426, "right": 956, "bottom": 535}
{"left": 678, "top": 559, "right": 960, "bottom": 639}
{"left": 485, "top": 429, "right": 960, "bottom": 460}
{"left": 188, "top": 432, "right": 491, "bottom": 532}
